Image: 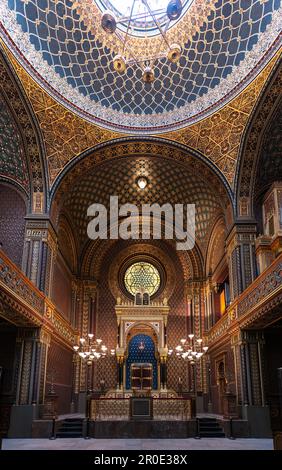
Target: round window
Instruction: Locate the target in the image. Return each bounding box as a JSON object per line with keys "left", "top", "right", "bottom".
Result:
{"left": 124, "top": 261, "right": 161, "bottom": 296}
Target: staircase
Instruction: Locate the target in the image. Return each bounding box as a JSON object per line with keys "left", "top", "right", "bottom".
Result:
{"left": 56, "top": 418, "right": 84, "bottom": 438}
{"left": 198, "top": 418, "right": 225, "bottom": 438}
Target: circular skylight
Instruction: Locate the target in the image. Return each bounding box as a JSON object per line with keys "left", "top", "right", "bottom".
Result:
{"left": 0, "top": 0, "right": 280, "bottom": 132}
{"left": 124, "top": 262, "right": 161, "bottom": 296}
{"left": 96, "top": 0, "right": 192, "bottom": 37}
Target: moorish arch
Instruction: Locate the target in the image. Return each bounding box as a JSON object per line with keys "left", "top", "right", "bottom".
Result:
{"left": 1, "top": 2, "right": 282, "bottom": 446}
{"left": 49, "top": 138, "right": 234, "bottom": 273}
{"left": 81, "top": 229, "right": 203, "bottom": 283}
{"left": 205, "top": 215, "right": 227, "bottom": 280}
{"left": 50, "top": 137, "right": 234, "bottom": 209}
{"left": 235, "top": 59, "right": 282, "bottom": 218}
{"left": 47, "top": 138, "right": 233, "bottom": 395}
{"left": 0, "top": 46, "right": 47, "bottom": 213}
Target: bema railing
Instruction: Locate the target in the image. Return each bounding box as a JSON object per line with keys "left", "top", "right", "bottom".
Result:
{"left": 90, "top": 397, "right": 192, "bottom": 421}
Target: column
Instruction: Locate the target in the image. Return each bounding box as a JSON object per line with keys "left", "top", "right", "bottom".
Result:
{"left": 8, "top": 326, "right": 51, "bottom": 436}
{"left": 70, "top": 280, "right": 80, "bottom": 329}
{"left": 79, "top": 281, "right": 97, "bottom": 392}
{"left": 236, "top": 329, "right": 271, "bottom": 434}
{"left": 21, "top": 218, "right": 57, "bottom": 296}
{"left": 226, "top": 223, "right": 257, "bottom": 300}
{"left": 15, "top": 327, "right": 51, "bottom": 407}
{"left": 241, "top": 330, "right": 265, "bottom": 407}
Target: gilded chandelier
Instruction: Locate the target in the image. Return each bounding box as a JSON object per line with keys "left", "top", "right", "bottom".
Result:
{"left": 101, "top": 0, "right": 183, "bottom": 82}
{"left": 73, "top": 333, "right": 115, "bottom": 363}
{"left": 169, "top": 334, "right": 208, "bottom": 363}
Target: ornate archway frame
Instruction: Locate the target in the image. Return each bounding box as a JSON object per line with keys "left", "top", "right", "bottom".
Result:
{"left": 124, "top": 323, "right": 160, "bottom": 390}
{"left": 0, "top": 45, "right": 48, "bottom": 213}
{"left": 235, "top": 59, "right": 282, "bottom": 219}
{"left": 49, "top": 137, "right": 233, "bottom": 277}
{"left": 50, "top": 137, "right": 234, "bottom": 215}
{"left": 108, "top": 243, "right": 176, "bottom": 303}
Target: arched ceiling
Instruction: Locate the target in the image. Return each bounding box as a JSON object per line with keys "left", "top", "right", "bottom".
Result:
{"left": 0, "top": 48, "right": 47, "bottom": 211}
{"left": 0, "top": 0, "right": 281, "bottom": 133}
{"left": 0, "top": 93, "right": 29, "bottom": 193}
{"left": 254, "top": 103, "right": 282, "bottom": 201}
{"left": 56, "top": 154, "right": 229, "bottom": 254}
{"left": 236, "top": 61, "right": 282, "bottom": 214}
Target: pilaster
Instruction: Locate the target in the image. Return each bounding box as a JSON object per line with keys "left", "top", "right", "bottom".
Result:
{"left": 226, "top": 223, "right": 257, "bottom": 300}
{"left": 22, "top": 217, "right": 57, "bottom": 296}
{"left": 238, "top": 330, "right": 265, "bottom": 408}
{"left": 15, "top": 327, "right": 51, "bottom": 406}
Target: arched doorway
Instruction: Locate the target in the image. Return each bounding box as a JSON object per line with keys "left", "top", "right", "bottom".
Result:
{"left": 126, "top": 334, "right": 158, "bottom": 390}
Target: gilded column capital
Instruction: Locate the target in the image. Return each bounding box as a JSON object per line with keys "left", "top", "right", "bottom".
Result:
{"left": 226, "top": 223, "right": 257, "bottom": 256}
{"left": 83, "top": 280, "right": 98, "bottom": 299}
{"left": 39, "top": 327, "right": 51, "bottom": 347}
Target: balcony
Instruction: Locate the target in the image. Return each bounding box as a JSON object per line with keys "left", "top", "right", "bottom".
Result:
{"left": 0, "top": 249, "right": 76, "bottom": 344}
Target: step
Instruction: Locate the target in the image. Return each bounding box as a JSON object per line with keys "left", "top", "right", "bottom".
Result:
{"left": 59, "top": 426, "right": 83, "bottom": 432}
{"left": 199, "top": 424, "right": 221, "bottom": 427}
{"left": 57, "top": 428, "right": 83, "bottom": 434}
{"left": 199, "top": 432, "right": 225, "bottom": 438}
{"left": 61, "top": 424, "right": 83, "bottom": 427}
{"left": 199, "top": 426, "right": 222, "bottom": 432}
{"left": 56, "top": 432, "right": 83, "bottom": 438}
{"left": 64, "top": 419, "right": 84, "bottom": 423}
{"left": 57, "top": 427, "right": 83, "bottom": 433}
{"left": 199, "top": 419, "right": 218, "bottom": 423}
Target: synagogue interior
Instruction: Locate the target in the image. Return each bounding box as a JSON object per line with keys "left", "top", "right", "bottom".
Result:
{"left": 0, "top": 0, "right": 281, "bottom": 448}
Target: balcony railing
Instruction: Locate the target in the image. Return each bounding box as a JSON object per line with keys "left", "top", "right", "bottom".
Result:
{"left": 90, "top": 397, "right": 192, "bottom": 421}
{"left": 207, "top": 253, "right": 282, "bottom": 344}
{"left": 0, "top": 249, "right": 44, "bottom": 315}
{"left": 237, "top": 254, "right": 282, "bottom": 318}
{"left": 0, "top": 249, "right": 76, "bottom": 344}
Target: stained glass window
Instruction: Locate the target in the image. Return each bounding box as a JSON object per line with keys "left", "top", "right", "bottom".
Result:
{"left": 124, "top": 262, "right": 160, "bottom": 296}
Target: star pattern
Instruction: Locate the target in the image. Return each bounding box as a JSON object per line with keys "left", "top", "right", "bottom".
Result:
{"left": 124, "top": 262, "right": 161, "bottom": 297}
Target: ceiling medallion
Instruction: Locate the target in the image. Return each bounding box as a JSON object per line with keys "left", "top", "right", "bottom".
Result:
{"left": 72, "top": 0, "right": 201, "bottom": 65}
{"left": 137, "top": 176, "right": 148, "bottom": 189}
{"left": 100, "top": 0, "right": 183, "bottom": 82}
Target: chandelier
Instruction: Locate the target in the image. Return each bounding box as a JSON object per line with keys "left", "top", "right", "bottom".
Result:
{"left": 73, "top": 333, "right": 115, "bottom": 362}
{"left": 101, "top": 0, "right": 183, "bottom": 82}
{"left": 168, "top": 333, "right": 208, "bottom": 363}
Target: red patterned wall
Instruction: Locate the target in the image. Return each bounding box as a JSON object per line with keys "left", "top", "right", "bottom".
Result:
{"left": 0, "top": 322, "right": 17, "bottom": 436}
{"left": 46, "top": 340, "right": 73, "bottom": 414}
{"left": 93, "top": 239, "right": 187, "bottom": 392}
{"left": 166, "top": 245, "right": 188, "bottom": 391}
{"left": 0, "top": 184, "right": 26, "bottom": 267}
{"left": 52, "top": 255, "right": 72, "bottom": 321}
{"left": 209, "top": 340, "right": 235, "bottom": 415}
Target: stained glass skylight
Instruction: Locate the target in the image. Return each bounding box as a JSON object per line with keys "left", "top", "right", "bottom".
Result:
{"left": 124, "top": 262, "right": 161, "bottom": 296}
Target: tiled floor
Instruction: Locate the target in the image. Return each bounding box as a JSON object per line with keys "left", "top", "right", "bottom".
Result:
{"left": 2, "top": 438, "right": 273, "bottom": 450}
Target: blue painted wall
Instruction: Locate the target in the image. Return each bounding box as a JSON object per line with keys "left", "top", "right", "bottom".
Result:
{"left": 126, "top": 334, "right": 158, "bottom": 389}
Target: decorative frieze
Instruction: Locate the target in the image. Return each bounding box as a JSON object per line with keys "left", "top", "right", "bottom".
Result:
{"left": 237, "top": 259, "right": 282, "bottom": 318}
{"left": 0, "top": 249, "right": 77, "bottom": 346}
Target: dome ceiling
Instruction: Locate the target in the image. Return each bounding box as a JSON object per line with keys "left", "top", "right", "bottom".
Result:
{"left": 0, "top": 0, "right": 281, "bottom": 133}
{"left": 60, "top": 156, "right": 226, "bottom": 248}
{"left": 0, "top": 94, "right": 29, "bottom": 192}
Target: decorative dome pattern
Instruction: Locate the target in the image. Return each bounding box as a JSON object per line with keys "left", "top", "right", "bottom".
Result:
{"left": 1, "top": 0, "right": 281, "bottom": 132}
{"left": 62, "top": 156, "right": 224, "bottom": 245}
{"left": 0, "top": 94, "right": 29, "bottom": 191}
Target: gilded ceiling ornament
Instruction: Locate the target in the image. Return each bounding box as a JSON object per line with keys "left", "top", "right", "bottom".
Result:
{"left": 71, "top": 0, "right": 213, "bottom": 60}
{"left": 159, "top": 51, "right": 281, "bottom": 186}
{"left": 0, "top": 0, "right": 281, "bottom": 132}
{"left": 2, "top": 36, "right": 280, "bottom": 190}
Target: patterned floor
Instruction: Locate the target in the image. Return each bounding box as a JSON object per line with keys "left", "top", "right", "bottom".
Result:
{"left": 2, "top": 438, "right": 273, "bottom": 450}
